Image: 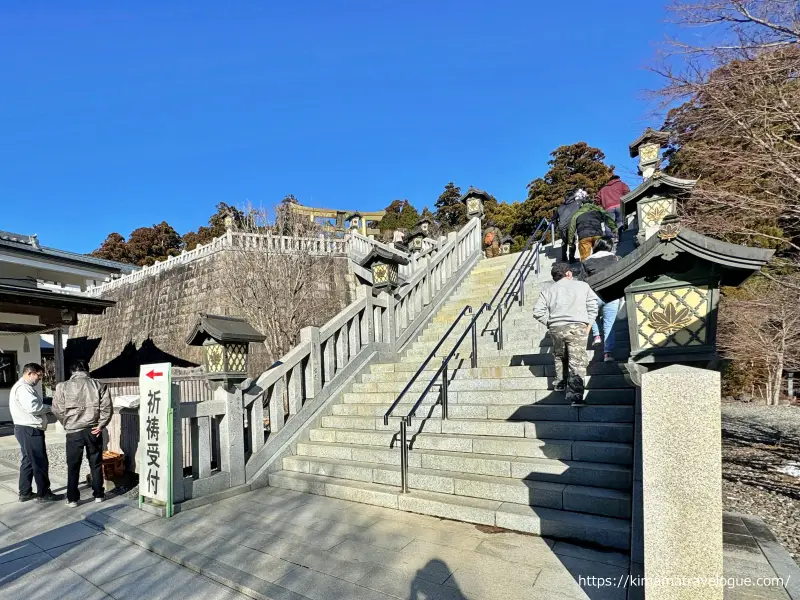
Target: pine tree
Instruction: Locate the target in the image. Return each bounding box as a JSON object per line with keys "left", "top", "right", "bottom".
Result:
{"left": 434, "top": 182, "right": 466, "bottom": 233}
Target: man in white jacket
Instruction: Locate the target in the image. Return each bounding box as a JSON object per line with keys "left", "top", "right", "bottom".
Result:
{"left": 10, "top": 363, "right": 62, "bottom": 503}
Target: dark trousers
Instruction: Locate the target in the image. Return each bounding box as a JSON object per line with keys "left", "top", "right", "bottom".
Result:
{"left": 15, "top": 425, "right": 51, "bottom": 497}
{"left": 66, "top": 428, "right": 105, "bottom": 502}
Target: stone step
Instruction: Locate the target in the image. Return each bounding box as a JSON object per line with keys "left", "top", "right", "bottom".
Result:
{"left": 359, "top": 368, "right": 629, "bottom": 387}
{"left": 267, "top": 471, "right": 630, "bottom": 549}
{"left": 331, "top": 402, "right": 634, "bottom": 423}
{"left": 341, "top": 389, "right": 634, "bottom": 407}
{"left": 310, "top": 420, "right": 633, "bottom": 447}
{"left": 297, "top": 434, "right": 633, "bottom": 466}
{"left": 399, "top": 349, "right": 628, "bottom": 364}
{"left": 417, "top": 325, "right": 629, "bottom": 345}
{"left": 407, "top": 337, "right": 631, "bottom": 356}
{"left": 280, "top": 455, "right": 631, "bottom": 519}
{"left": 368, "top": 360, "right": 626, "bottom": 376}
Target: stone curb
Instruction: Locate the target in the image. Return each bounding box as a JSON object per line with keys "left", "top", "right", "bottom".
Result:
{"left": 738, "top": 514, "right": 800, "bottom": 600}
{"left": 84, "top": 512, "right": 305, "bottom": 600}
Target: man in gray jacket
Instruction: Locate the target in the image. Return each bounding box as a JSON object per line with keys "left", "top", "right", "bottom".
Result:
{"left": 532, "top": 263, "right": 598, "bottom": 405}
{"left": 52, "top": 360, "right": 113, "bottom": 506}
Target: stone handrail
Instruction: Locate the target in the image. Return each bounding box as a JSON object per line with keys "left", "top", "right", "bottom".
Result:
{"left": 105, "top": 217, "right": 482, "bottom": 507}
{"left": 85, "top": 231, "right": 349, "bottom": 297}
{"left": 233, "top": 216, "right": 482, "bottom": 485}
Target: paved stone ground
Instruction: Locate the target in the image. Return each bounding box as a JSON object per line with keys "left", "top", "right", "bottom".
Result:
{"left": 1, "top": 454, "right": 798, "bottom": 599}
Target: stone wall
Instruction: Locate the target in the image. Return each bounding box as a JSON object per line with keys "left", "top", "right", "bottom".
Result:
{"left": 69, "top": 250, "right": 356, "bottom": 378}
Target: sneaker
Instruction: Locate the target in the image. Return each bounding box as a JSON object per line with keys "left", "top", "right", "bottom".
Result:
{"left": 553, "top": 381, "right": 567, "bottom": 392}
{"left": 36, "top": 491, "right": 64, "bottom": 503}
{"left": 66, "top": 501, "right": 79, "bottom": 508}
{"left": 94, "top": 497, "right": 104, "bottom": 504}
{"left": 604, "top": 353, "right": 614, "bottom": 362}
{"left": 18, "top": 492, "right": 35, "bottom": 503}
{"left": 593, "top": 336, "right": 602, "bottom": 347}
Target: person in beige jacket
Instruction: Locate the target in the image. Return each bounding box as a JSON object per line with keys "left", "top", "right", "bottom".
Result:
{"left": 52, "top": 360, "right": 113, "bottom": 507}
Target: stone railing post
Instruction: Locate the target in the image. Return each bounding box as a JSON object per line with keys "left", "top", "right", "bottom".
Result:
{"left": 446, "top": 232, "right": 457, "bottom": 278}
{"left": 170, "top": 383, "right": 185, "bottom": 503}
{"left": 633, "top": 365, "right": 723, "bottom": 600}
{"left": 382, "top": 293, "right": 397, "bottom": 349}
{"left": 217, "top": 384, "right": 246, "bottom": 488}
{"left": 300, "top": 326, "right": 322, "bottom": 399}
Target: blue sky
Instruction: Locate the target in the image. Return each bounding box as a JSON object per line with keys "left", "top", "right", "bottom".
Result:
{"left": 1, "top": 1, "right": 674, "bottom": 253}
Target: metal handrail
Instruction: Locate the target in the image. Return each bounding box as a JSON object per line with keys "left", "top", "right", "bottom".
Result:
{"left": 382, "top": 305, "right": 474, "bottom": 425}
{"left": 484, "top": 225, "right": 543, "bottom": 312}
{"left": 389, "top": 218, "right": 556, "bottom": 493}
{"left": 481, "top": 218, "right": 552, "bottom": 337}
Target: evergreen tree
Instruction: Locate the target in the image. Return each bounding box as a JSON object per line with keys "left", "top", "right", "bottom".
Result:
{"left": 91, "top": 233, "right": 131, "bottom": 264}
{"left": 518, "top": 142, "right": 612, "bottom": 236}
{"left": 434, "top": 182, "right": 466, "bottom": 232}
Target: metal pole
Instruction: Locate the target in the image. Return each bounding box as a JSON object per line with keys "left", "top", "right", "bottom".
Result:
{"left": 497, "top": 304, "right": 504, "bottom": 351}
{"left": 441, "top": 359, "right": 449, "bottom": 420}
{"left": 550, "top": 222, "right": 555, "bottom": 247}
{"left": 471, "top": 319, "right": 478, "bottom": 368}
{"left": 519, "top": 272, "right": 525, "bottom": 307}
{"left": 400, "top": 420, "right": 408, "bottom": 493}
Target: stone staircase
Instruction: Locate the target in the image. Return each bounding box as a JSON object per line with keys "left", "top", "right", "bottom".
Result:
{"left": 269, "top": 250, "right": 634, "bottom": 551}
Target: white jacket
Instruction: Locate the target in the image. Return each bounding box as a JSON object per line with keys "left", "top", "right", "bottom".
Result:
{"left": 9, "top": 378, "right": 47, "bottom": 429}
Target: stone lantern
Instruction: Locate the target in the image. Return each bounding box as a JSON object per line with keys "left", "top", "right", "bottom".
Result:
{"left": 622, "top": 172, "right": 697, "bottom": 246}
{"left": 405, "top": 227, "right": 426, "bottom": 253}
{"left": 359, "top": 247, "right": 409, "bottom": 293}
{"left": 459, "top": 187, "right": 489, "bottom": 219}
{"left": 347, "top": 212, "right": 364, "bottom": 235}
{"left": 586, "top": 217, "right": 773, "bottom": 365}
{"left": 186, "top": 314, "right": 266, "bottom": 386}
{"left": 629, "top": 128, "right": 671, "bottom": 180}
{"left": 500, "top": 236, "right": 513, "bottom": 255}
{"left": 416, "top": 217, "right": 433, "bottom": 237}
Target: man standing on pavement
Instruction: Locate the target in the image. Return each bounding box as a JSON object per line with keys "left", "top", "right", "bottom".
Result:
{"left": 10, "top": 363, "right": 63, "bottom": 503}
{"left": 595, "top": 172, "right": 630, "bottom": 238}
{"left": 532, "top": 263, "right": 598, "bottom": 406}
{"left": 52, "top": 360, "right": 113, "bottom": 507}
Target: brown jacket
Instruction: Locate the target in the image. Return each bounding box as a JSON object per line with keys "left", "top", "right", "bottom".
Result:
{"left": 52, "top": 372, "right": 113, "bottom": 432}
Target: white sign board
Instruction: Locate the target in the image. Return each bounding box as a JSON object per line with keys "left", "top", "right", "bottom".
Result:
{"left": 138, "top": 363, "right": 172, "bottom": 504}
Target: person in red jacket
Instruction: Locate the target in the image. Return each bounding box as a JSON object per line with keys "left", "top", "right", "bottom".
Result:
{"left": 595, "top": 173, "right": 630, "bottom": 239}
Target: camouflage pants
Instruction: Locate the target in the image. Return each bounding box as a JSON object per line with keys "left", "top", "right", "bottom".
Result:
{"left": 550, "top": 323, "right": 589, "bottom": 382}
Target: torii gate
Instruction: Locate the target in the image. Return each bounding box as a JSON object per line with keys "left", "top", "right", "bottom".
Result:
{"left": 287, "top": 204, "right": 386, "bottom": 236}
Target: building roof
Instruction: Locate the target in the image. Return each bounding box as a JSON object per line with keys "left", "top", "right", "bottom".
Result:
{"left": 186, "top": 314, "right": 267, "bottom": 345}
{"left": 628, "top": 128, "right": 671, "bottom": 158}
{"left": 0, "top": 230, "right": 137, "bottom": 275}
{"left": 586, "top": 220, "right": 774, "bottom": 301}
{"left": 0, "top": 282, "right": 116, "bottom": 332}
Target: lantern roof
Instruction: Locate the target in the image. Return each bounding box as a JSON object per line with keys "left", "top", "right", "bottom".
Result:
{"left": 586, "top": 217, "right": 774, "bottom": 301}
{"left": 406, "top": 226, "right": 426, "bottom": 240}
{"left": 628, "top": 128, "right": 671, "bottom": 158}
{"left": 459, "top": 187, "right": 492, "bottom": 203}
{"left": 358, "top": 246, "right": 410, "bottom": 269}
{"left": 186, "top": 313, "right": 266, "bottom": 346}
{"left": 621, "top": 171, "right": 697, "bottom": 216}
{"left": 416, "top": 216, "right": 433, "bottom": 226}
{"left": 502, "top": 235, "right": 514, "bottom": 244}
{"left": 346, "top": 211, "right": 362, "bottom": 220}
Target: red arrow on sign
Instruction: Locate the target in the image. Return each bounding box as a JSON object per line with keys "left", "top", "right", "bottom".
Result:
{"left": 146, "top": 369, "right": 164, "bottom": 380}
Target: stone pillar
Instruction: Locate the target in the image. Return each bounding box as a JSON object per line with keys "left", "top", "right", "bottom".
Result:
{"left": 217, "top": 384, "right": 246, "bottom": 488}
{"left": 170, "top": 383, "right": 186, "bottom": 503}
{"left": 300, "top": 326, "right": 321, "bottom": 399}
{"left": 53, "top": 327, "right": 66, "bottom": 383}
{"left": 638, "top": 365, "right": 723, "bottom": 600}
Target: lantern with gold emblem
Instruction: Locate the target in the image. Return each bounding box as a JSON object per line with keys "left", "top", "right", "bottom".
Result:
{"left": 459, "top": 187, "right": 490, "bottom": 219}
{"left": 359, "top": 247, "right": 409, "bottom": 293}
{"left": 586, "top": 218, "right": 773, "bottom": 365}
{"left": 186, "top": 314, "right": 266, "bottom": 383}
